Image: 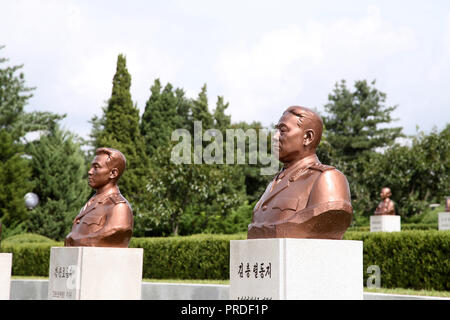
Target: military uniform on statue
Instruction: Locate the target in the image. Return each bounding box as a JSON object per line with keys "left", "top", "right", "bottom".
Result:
{"left": 248, "top": 154, "right": 353, "bottom": 240}
{"left": 65, "top": 186, "right": 133, "bottom": 248}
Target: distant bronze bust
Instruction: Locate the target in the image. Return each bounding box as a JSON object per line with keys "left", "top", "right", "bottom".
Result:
{"left": 65, "top": 148, "right": 133, "bottom": 248}
{"left": 374, "top": 187, "right": 395, "bottom": 215}
{"left": 248, "top": 106, "right": 353, "bottom": 240}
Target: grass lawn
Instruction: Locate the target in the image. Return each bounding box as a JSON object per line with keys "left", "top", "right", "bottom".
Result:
{"left": 12, "top": 276, "right": 450, "bottom": 298}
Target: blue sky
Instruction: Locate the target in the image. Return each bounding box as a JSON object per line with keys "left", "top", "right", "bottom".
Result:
{"left": 1, "top": 0, "right": 449, "bottom": 140}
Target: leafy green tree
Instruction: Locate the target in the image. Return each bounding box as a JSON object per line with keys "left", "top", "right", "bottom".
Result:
{"left": 323, "top": 79, "right": 403, "bottom": 161}
{"left": 0, "top": 47, "right": 63, "bottom": 235}
{"left": 0, "top": 129, "right": 33, "bottom": 231}
{"left": 355, "top": 124, "right": 450, "bottom": 220}
{"left": 25, "top": 125, "right": 90, "bottom": 240}
{"left": 137, "top": 143, "right": 246, "bottom": 236}
{"left": 136, "top": 85, "right": 249, "bottom": 236}
{"left": 321, "top": 79, "right": 406, "bottom": 224}
{"left": 95, "top": 54, "right": 150, "bottom": 212}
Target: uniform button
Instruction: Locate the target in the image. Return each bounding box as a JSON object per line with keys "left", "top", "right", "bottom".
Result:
{"left": 262, "top": 205, "right": 267, "bottom": 211}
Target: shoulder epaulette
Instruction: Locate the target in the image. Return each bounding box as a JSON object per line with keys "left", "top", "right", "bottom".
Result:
{"left": 109, "top": 193, "right": 126, "bottom": 205}
{"left": 309, "top": 163, "right": 335, "bottom": 172}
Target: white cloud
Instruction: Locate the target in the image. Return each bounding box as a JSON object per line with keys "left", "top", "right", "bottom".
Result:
{"left": 216, "top": 6, "right": 417, "bottom": 126}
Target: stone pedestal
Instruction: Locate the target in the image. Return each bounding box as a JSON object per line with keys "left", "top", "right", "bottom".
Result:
{"left": 230, "top": 239, "right": 363, "bottom": 300}
{"left": 48, "top": 247, "right": 143, "bottom": 300}
{"left": 0, "top": 253, "right": 12, "bottom": 300}
{"left": 438, "top": 212, "right": 450, "bottom": 230}
{"left": 370, "top": 215, "right": 401, "bottom": 232}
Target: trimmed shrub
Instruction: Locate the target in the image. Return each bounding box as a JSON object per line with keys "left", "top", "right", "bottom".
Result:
{"left": 348, "top": 223, "right": 438, "bottom": 232}
{"left": 2, "top": 233, "right": 58, "bottom": 244}
{"left": 0, "top": 243, "right": 58, "bottom": 276}
{"left": 344, "top": 230, "right": 450, "bottom": 291}
{"left": 130, "top": 234, "right": 246, "bottom": 280}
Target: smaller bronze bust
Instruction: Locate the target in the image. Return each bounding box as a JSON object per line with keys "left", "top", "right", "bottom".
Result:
{"left": 65, "top": 148, "right": 133, "bottom": 248}
{"left": 374, "top": 187, "right": 395, "bottom": 215}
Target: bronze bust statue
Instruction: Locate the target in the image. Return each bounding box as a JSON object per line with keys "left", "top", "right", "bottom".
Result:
{"left": 247, "top": 106, "right": 353, "bottom": 240}
{"left": 374, "top": 187, "right": 396, "bottom": 215}
{"left": 65, "top": 148, "right": 133, "bottom": 248}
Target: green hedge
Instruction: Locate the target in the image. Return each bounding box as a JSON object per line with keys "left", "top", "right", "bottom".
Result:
{"left": 0, "top": 243, "right": 56, "bottom": 276}
{"left": 344, "top": 230, "right": 450, "bottom": 291}
{"left": 348, "top": 223, "right": 438, "bottom": 232}
{"left": 1, "top": 231, "right": 449, "bottom": 291}
{"left": 130, "top": 234, "right": 245, "bottom": 279}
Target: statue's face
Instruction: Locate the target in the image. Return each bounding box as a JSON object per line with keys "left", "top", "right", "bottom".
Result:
{"left": 88, "top": 154, "right": 112, "bottom": 189}
{"left": 273, "top": 112, "right": 307, "bottom": 164}
{"left": 380, "top": 188, "right": 391, "bottom": 199}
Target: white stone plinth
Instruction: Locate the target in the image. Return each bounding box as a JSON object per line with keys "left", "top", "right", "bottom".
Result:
{"left": 230, "top": 239, "right": 363, "bottom": 300}
{"left": 48, "top": 247, "right": 143, "bottom": 300}
{"left": 438, "top": 212, "right": 450, "bottom": 230}
{"left": 370, "top": 215, "right": 401, "bottom": 232}
{"left": 0, "top": 253, "right": 12, "bottom": 300}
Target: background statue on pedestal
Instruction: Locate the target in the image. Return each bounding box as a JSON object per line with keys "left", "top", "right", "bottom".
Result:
{"left": 248, "top": 106, "right": 353, "bottom": 240}
{"left": 374, "top": 187, "right": 396, "bottom": 215}
{"left": 65, "top": 147, "right": 133, "bottom": 248}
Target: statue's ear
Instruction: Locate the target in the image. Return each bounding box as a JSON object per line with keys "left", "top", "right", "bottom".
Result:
{"left": 110, "top": 168, "right": 119, "bottom": 180}
{"left": 304, "top": 129, "right": 315, "bottom": 147}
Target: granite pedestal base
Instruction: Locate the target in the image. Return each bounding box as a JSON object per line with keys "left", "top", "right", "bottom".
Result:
{"left": 230, "top": 239, "right": 363, "bottom": 300}
{"left": 48, "top": 247, "right": 143, "bottom": 300}
{"left": 438, "top": 212, "right": 450, "bottom": 230}
{"left": 370, "top": 215, "right": 401, "bottom": 232}
{"left": 0, "top": 253, "right": 12, "bottom": 300}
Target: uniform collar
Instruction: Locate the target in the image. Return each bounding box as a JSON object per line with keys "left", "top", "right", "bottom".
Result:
{"left": 92, "top": 186, "right": 121, "bottom": 204}
{"left": 277, "top": 154, "right": 319, "bottom": 180}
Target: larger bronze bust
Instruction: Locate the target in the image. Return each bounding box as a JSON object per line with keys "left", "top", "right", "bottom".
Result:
{"left": 248, "top": 106, "right": 353, "bottom": 240}
{"left": 65, "top": 148, "right": 133, "bottom": 248}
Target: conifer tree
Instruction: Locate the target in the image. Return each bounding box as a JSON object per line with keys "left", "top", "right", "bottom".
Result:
{"left": 0, "top": 129, "right": 33, "bottom": 230}
{"left": 95, "top": 54, "right": 150, "bottom": 207}
{"left": 175, "top": 88, "right": 192, "bottom": 130}
{"left": 191, "top": 84, "right": 213, "bottom": 129}
{"left": 213, "top": 96, "right": 231, "bottom": 133}
{"left": 0, "top": 46, "right": 63, "bottom": 141}
{"left": 140, "top": 79, "right": 179, "bottom": 155}
{"left": 26, "top": 125, "right": 90, "bottom": 240}
{"left": 323, "top": 79, "right": 403, "bottom": 161}
{"left": 0, "top": 47, "right": 62, "bottom": 235}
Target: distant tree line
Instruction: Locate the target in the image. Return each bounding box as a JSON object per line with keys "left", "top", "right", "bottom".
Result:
{"left": 0, "top": 48, "right": 448, "bottom": 240}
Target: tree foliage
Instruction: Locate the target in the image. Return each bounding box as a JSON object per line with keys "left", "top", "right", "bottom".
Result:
{"left": 95, "top": 54, "right": 150, "bottom": 214}
{"left": 0, "top": 46, "right": 64, "bottom": 141}
{"left": 351, "top": 125, "right": 450, "bottom": 220}
{"left": 323, "top": 79, "right": 403, "bottom": 161}
{"left": 0, "top": 129, "right": 33, "bottom": 230}
{"left": 0, "top": 47, "right": 63, "bottom": 236}
{"left": 136, "top": 81, "right": 249, "bottom": 236}
{"left": 25, "top": 125, "right": 90, "bottom": 240}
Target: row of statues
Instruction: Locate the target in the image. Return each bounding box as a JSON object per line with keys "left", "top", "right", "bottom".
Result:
{"left": 62, "top": 106, "right": 398, "bottom": 248}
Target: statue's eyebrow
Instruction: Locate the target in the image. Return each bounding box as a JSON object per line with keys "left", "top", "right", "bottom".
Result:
{"left": 275, "top": 122, "right": 287, "bottom": 130}
{"left": 91, "top": 161, "right": 101, "bottom": 167}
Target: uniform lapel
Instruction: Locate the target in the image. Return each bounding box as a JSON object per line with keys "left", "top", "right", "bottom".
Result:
{"left": 262, "top": 177, "right": 290, "bottom": 207}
